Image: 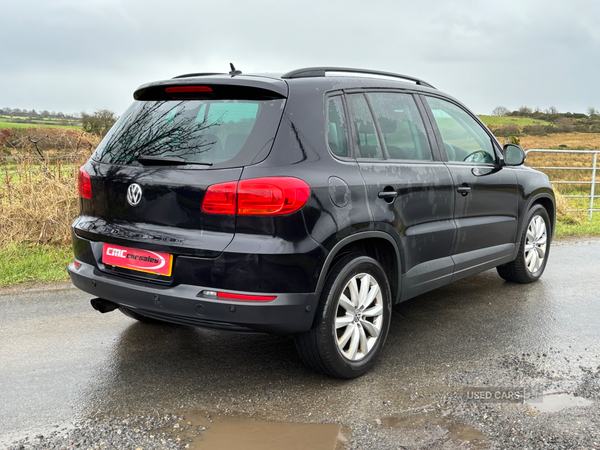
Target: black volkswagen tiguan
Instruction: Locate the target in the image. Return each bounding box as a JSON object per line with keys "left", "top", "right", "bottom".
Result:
{"left": 69, "top": 67, "right": 555, "bottom": 378}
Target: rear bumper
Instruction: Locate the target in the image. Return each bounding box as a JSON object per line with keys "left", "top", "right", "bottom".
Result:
{"left": 68, "top": 261, "right": 320, "bottom": 335}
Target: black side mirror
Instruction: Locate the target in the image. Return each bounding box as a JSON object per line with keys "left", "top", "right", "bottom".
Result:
{"left": 503, "top": 144, "right": 526, "bottom": 166}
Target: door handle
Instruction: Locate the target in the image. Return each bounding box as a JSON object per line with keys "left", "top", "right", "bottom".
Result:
{"left": 457, "top": 184, "right": 471, "bottom": 197}
{"left": 378, "top": 191, "right": 399, "bottom": 199}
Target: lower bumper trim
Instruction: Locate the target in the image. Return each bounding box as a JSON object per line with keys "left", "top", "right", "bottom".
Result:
{"left": 68, "top": 261, "right": 320, "bottom": 335}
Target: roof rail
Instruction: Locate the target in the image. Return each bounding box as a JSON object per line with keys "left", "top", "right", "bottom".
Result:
{"left": 172, "top": 72, "right": 224, "bottom": 79}
{"left": 281, "top": 67, "right": 435, "bottom": 89}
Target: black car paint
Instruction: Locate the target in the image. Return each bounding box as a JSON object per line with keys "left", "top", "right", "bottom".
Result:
{"left": 69, "top": 72, "right": 555, "bottom": 334}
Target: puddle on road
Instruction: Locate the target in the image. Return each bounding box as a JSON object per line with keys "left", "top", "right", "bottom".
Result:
{"left": 166, "top": 411, "right": 347, "bottom": 450}
{"left": 446, "top": 423, "right": 488, "bottom": 447}
{"left": 526, "top": 392, "right": 594, "bottom": 413}
{"left": 379, "top": 413, "right": 487, "bottom": 449}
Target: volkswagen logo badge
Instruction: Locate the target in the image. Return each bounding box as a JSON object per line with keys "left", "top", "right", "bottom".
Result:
{"left": 127, "top": 183, "right": 143, "bottom": 206}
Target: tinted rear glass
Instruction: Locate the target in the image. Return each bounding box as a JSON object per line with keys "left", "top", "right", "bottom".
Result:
{"left": 92, "top": 99, "right": 285, "bottom": 168}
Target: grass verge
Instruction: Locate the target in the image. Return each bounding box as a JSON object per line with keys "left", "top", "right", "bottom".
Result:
{"left": 555, "top": 215, "right": 600, "bottom": 239}
{"left": 0, "top": 243, "right": 72, "bottom": 287}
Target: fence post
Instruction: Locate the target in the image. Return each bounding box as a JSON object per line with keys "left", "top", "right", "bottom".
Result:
{"left": 591, "top": 152, "right": 598, "bottom": 220}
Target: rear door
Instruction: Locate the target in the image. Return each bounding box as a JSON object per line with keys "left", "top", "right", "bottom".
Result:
{"left": 346, "top": 90, "right": 457, "bottom": 301}
{"left": 421, "top": 95, "right": 519, "bottom": 280}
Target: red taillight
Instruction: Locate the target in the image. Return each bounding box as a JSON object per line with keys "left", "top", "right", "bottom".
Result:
{"left": 78, "top": 167, "right": 92, "bottom": 199}
{"left": 238, "top": 177, "right": 310, "bottom": 215}
{"left": 217, "top": 292, "right": 277, "bottom": 302}
{"left": 165, "top": 86, "right": 213, "bottom": 93}
{"left": 202, "top": 177, "right": 310, "bottom": 216}
{"left": 202, "top": 181, "right": 237, "bottom": 214}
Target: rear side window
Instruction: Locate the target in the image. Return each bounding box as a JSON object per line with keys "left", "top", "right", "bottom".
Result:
{"left": 92, "top": 99, "right": 285, "bottom": 168}
{"left": 366, "top": 93, "right": 432, "bottom": 161}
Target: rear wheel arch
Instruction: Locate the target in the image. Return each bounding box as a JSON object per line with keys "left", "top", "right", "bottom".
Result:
{"left": 316, "top": 232, "right": 401, "bottom": 307}
{"left": 295, "top": 254, "right": 393, "bottom": 378}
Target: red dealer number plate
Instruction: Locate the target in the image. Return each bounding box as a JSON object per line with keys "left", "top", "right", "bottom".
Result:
{"left": 102, "top": 243, "right": 173, "bottom": 276}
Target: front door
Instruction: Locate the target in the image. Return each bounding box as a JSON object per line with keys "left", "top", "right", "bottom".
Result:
{"left": 422, "top": 96, "right": 519, "bottom": 280}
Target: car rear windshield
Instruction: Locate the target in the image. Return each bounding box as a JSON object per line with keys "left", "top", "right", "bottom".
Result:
{"left": 92, "top": 98, "right": 286, "bottom": 168}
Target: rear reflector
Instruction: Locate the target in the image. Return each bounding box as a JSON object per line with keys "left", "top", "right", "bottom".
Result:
{"left": 202, "top": 177, "right": 310, "bottom": 215}
{"left": 78, "top": 167, "right": 92, "bottom": 199}
{"left": 217, "top": 292, "right": 277, "bottom": 302}
{"left": 165, "top": 86, "right": 213, "bottom": 93}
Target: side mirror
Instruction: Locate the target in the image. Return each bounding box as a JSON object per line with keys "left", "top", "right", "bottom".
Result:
{"left": 503, "top": 144, "right": 526, "bottom": 166}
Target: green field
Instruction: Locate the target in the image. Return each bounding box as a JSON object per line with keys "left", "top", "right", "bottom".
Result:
{"left": 0, "top": 120, "right": 82, "bottom": 130}
{"left": 0, "top": 114, "right": 82, "bottom": 130}
{"left": 478, "top": 115, "right": 553, "bottom": 128}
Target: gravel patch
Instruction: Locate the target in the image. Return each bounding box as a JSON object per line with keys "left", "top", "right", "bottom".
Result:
{"left": 5, "top": 414, "right": 187, "bottom": 450}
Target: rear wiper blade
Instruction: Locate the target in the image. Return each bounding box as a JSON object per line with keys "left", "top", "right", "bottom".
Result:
{"left": 135, "top": 155, "right": 213, "bottom": 166}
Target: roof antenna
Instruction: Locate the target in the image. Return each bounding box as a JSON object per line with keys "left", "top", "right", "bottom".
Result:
{"left": 229, "top": 63, "right": 242, "bottom": 77}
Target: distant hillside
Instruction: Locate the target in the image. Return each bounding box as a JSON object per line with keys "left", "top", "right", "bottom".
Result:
{"left": 479, "top": 115, "right": 553, "bottom": 128}
{"left": 0, "top": 115, "right": 81, "bottom": 130}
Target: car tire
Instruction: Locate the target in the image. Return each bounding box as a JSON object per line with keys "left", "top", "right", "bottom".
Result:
{"left": 497, "top": 204, "right": 551, "bottom": 283}
{"left": 294, "top": 254, "right": 392, "bottom": 379}
{"left": 119, "top": 306, "right": 164, "bottom": 324}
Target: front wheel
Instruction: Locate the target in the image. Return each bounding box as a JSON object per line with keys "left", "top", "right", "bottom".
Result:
{"left": 294, "top": 255, "right": 392, "bottom": 379}
{"left": 497, "top": 204, "right": 551, "bottom": 283}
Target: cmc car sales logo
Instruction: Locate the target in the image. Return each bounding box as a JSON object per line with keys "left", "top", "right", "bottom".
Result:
{"left": 102, "top": 243, "right": 172, "bottom": 276}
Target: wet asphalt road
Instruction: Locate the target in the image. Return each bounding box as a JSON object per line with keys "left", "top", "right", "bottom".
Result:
{"left": 1, "top": 238, "right": 599, "bottom": 448}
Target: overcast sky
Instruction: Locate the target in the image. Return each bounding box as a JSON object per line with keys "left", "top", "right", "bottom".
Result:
{"left": 1, "top": 0, "right": 599, "bottom": 116}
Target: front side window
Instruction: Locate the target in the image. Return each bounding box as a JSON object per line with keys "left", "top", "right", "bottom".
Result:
{"left": 366, "top": 92, "right": 432, "bottom": 161}
{"left": 425, "top": 97, "right": 496, "bottom": 164}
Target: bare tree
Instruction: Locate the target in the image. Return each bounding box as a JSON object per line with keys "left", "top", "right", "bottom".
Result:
{"left": 556, "top": 117, "right": 574, "bottom": 133}
{"left": 545, "top": 106, "right": 559, "bottom": 114}
{"left": 518, "top": 106, "right": 533, "bottom": 116}
{"left": 81, "top": 109, "right": 118, "bottom": 135}
{"left": 587, "top": 107, "right": 598, "bottom": 117}
{"left": 492, "top": 106, "right": 509, "bottom": 117}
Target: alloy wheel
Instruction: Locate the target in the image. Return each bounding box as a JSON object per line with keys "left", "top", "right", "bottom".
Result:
{"left": 334, "top": 273, "right": 384, "bottom": 361}
{"left": 524, "top": 215, "right": 547, "bottom": 273}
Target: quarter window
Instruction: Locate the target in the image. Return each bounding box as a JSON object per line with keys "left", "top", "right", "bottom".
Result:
{"left": 326, "top": 96, "right": 349, "bottom": 157}
{"left": 425, "top": 97, "right": 496, "bottom": 164}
